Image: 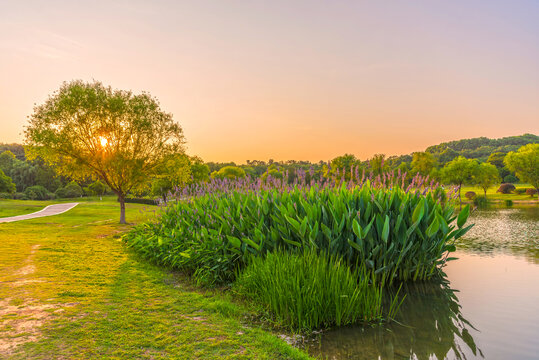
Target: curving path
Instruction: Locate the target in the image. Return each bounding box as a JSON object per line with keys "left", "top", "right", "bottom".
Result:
{"left": 0, "top": 203, "right": 79, "bottom": 223}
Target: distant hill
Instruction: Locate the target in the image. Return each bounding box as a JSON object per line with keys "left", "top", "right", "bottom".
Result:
{"left": 424, "top": 133, "right": 538, "bottom": 164}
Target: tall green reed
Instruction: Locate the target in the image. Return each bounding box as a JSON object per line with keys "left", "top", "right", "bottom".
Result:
{"left": 234, "top": 249, "right": 386, "bottom": 331}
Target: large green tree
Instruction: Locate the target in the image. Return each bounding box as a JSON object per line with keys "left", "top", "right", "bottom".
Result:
{"left": 504, "top": 144, "right": 539, "bottom": 199}
{"left": 473, "top": 162, "right": 500, "bottom": 198}
{"left": 25, "top": 80, "right": 185, "bottom": 223}
{"left": 441, "top": 156, "right": 478, "bottom": 208}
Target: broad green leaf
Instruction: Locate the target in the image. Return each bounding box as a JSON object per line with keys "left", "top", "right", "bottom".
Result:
{"left": 242, "top": 237, "right": 260, "bottom": 251}
{"left": 457, "top": 205, "right": 470, "bottom": 228}
{"left": 381, "top": 215, "right": 390, "bottom": 243}
{"left": 412, "top": 199, "right": 425, "bottom": 223}
{"left": 227, "top": 235, "right": 241, "bottom": 248}
{"left": 426, "top": 217, "right": 440, "bottom": 238}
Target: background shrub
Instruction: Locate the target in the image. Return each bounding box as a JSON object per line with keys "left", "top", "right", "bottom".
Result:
{"left": 525, "top": 188, "right": 538, "bottom": 197}
{"left": 503, "top": 174, "right": 519, "bottom": 183}
{"left": 23, "top": 185, "right": 54, "bottom": 200}
{"left": 234, "top": 250, "right": 384, "bottom": 331}
{"left": 55, "top": 181, "right": 84, "bottom": 198}
{"left": 464, "top": 191, "right": 476, "bottom": 200}
{"left": 496, "top": 183, "right": 516, "bottom": 194}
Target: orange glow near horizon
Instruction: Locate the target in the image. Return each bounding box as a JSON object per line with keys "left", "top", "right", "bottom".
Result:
{"left": 1, "top": 1, "right": 538, "bottom": 163}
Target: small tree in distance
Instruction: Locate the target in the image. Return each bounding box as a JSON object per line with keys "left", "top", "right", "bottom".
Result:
{"left": 88, "top": 180, "right": 107, "bottom": 200}
{"left": 441, "top": 156, "right": 478, "bottom": 208}
{"left": 504, "top": 144, "right": 539, "bottom": 200}
{"left": 473, "top": 162, "right": 500, "bottom": 198}
{"left": 25, "top": 80, "right": 185, "bottom": 223}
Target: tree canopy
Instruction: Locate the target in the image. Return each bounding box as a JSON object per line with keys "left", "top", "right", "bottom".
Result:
{"left": 504, "top": 144, "right": 539, "bottom": 198}
{"left": 473, "top": 162, "right": 500, "bottom": 197}
{"left": 0, "top": 169, "right": 16, "bottom": 193}
{"left": 24, "top": 80, "right": 185, "bottom": 223}
{"left": 441, "top": 156, "right": 478, "bottom": 207}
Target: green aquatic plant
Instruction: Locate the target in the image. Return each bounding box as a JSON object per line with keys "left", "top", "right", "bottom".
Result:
{"left": 125, "top": 178, "right": 472, "bottom": 286}
{"left": 234, "top": 250, "right": 386, "bottom": 331}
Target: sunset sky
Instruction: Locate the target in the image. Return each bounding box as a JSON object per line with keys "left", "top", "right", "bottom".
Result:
{"left": 1, "top": 0, "right": 538, "bottom": 163}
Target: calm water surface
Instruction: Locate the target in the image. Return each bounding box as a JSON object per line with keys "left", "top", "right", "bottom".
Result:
{"left": 302, "top": 207, "right": 539, "bottom": 360}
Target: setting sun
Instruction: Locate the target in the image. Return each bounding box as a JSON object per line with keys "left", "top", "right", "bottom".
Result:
{"left": 99, "top": 137, "right": 108, "bottom": 147}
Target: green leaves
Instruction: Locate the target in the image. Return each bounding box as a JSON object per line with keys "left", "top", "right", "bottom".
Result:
{"left": 126, "top": 181, "right": 472, "bottom": 286}
{"left": 381, "top": 215, "right": 390, "bottom": 243}
{"left": 227, "top": 235, "right": 241, "bottom": 248}
{"left": 426, "top": 217, "right": 440, "bottom": 238}
{"left": 412, "top": 199, "right": 425, "bottom": 223}
{"left": 457, "top": 205, "right": 470, "bottom": 228}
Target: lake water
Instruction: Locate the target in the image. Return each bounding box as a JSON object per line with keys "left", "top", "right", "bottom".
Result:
{"left": 301, "top": 207, "right": 539, "bottom": 360}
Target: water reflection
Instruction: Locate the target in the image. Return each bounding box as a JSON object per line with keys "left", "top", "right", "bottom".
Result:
{"left": 303, "top": 279, "right": 482, "bottom": 360}
{"left": 302, "top": 207, "right": 539, "bottom": 359}
{"left": 457, "top": 206, "right": 539, "bottom": 263}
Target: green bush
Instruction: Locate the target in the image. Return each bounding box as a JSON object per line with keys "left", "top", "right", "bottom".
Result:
{"left": 234, "top": 250, "right": 386, "bottom": 331}
{"left": 55, "top": 181, "right": 84, "bottom": 198}
{"left": 503, "top": 174, "right": 518, "bottom": 183}
{"left": 125, "top": 183, "right": 472, "bottom": 286}
{"left": 87, "top": 180, "right": 107, "bottom": 196}
{"left": 23, "top": 185, "right": 54, "bottom": 200}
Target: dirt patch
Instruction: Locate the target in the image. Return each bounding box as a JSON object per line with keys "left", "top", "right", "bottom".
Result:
{"left": 0, "top": 298, "right": 65, "bottom": 356}
{"left": 14, "top": 265, "right": 36, "bottom": 276}
{"left": 0, "top": 244, "right": 62, "bottom": 356}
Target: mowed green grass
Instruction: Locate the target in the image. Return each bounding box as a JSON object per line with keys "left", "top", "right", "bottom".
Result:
{"left": 0, "top": 199, "right": 310, "bottom": 359}
{"left": 458, "top": 184, "right": 538, "bottom": 202}
{"left": 0, "top": 200, "right": 47, "bottom": 218}
{"left": 0, "top": 196, "right": 111, "bottom": 218}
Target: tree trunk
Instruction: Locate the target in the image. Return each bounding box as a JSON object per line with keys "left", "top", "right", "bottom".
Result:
{"left": 118, "top": 194, "right": 127, "bottom": 224}
{"left": 484, "top": 188, "right": 487, "bottom": 198}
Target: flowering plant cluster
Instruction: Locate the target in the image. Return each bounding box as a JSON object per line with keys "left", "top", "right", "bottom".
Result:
{"left": 125, "top": 171, "right": 470, "bottom": 286}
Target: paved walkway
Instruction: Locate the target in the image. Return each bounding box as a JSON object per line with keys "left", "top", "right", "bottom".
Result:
{"left": 0, "top": 203, "right": 79, "bottom": 223}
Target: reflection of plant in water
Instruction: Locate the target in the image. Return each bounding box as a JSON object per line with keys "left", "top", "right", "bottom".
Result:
{"left": 388, "top": 278, "right": 483, "bottom": 360}
{"left": 304, "top": 278, "right": 483, "bottom": 360}
{"left": 457, "top": 207, "right": 539, "bottom": 264}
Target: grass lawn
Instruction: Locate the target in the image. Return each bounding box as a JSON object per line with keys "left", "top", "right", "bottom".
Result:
{"left": 458, "top": 183, "right": 538, "bottom": 202}
{"left": 0, "top": 200, "right": 47, "bottom": 218}
{"left": 0, "top": 198, "right": 310, "bottom": 359}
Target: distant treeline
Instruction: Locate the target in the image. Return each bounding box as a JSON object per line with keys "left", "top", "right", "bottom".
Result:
{"left": 0, "top": 133, "right": 537, "bottom": 200}
{"left": 205, "top": 133, "right": 538, "bottom": 183}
